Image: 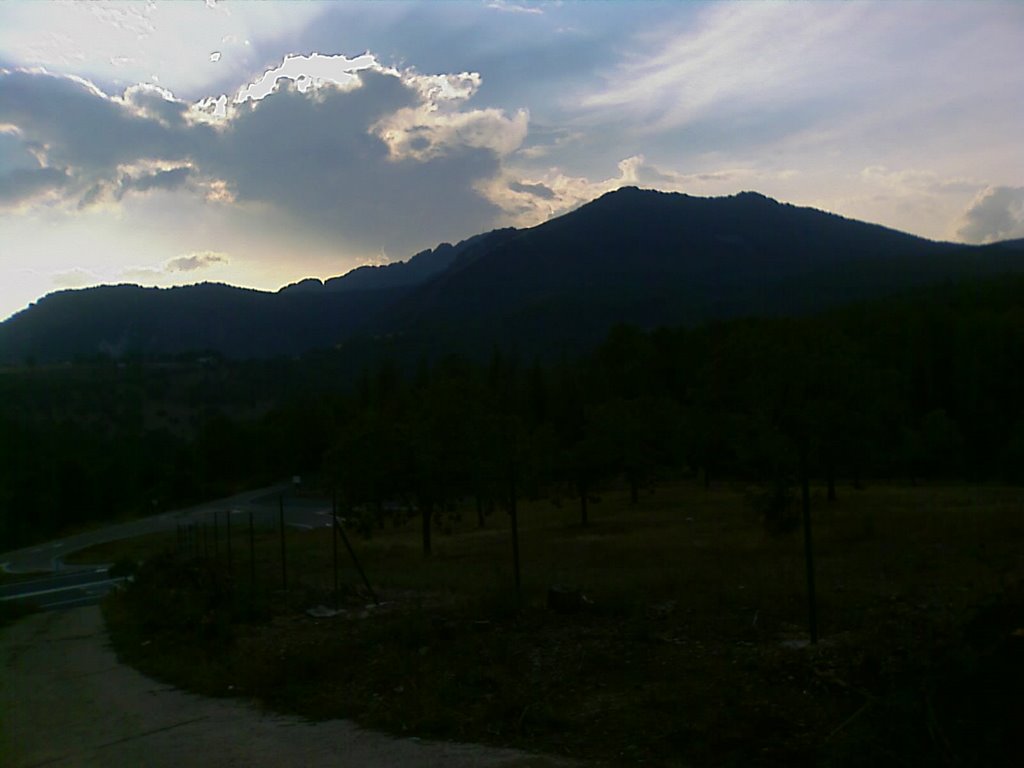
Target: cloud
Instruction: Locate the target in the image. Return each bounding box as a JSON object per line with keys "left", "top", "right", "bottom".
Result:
{"left": 484, "top": 154, "right": 801, "bottom": 228}
{"left": 0, "top": 68, "right": 202, "bottom": 188}
{"left": 0, "top": 1, "right": 328, "bottom": 98}
{"left": 487, "top": 2, "right": 544, "bottom": 15}
{"left": 51, "top": 267, "right": 99, "bottom": 288}
{"left": 117, "top": 165, "right": 193, "bottom": 197}
{"left": 509, "top": 180, "right": 555, "bottom": 200}
{"left": 957, "top": 187, "right": 1024, "bottom": 244}
{"left": 481, "top": 155, "right": 651, "bottom": 226}
{"left": 860, "top": 166, "right": 978, "bottom": 196}
{"left": 200, "top": 67, "right": 505, "bottom": 254}
{"left": 165, "top": 250, "right": 229, "bottom": 272}
{"left": 119, "top": 251, "right": 230, "bottom": 282}
{"left": 580, "top": 3, "right": 869, "bottom": 132}
{"left": 0, "top": 166, "right": 69, "bottom": 207}
{"left": 0, "top": 59, "right": 529, "bottom": 255}
{"left": 122, "top": 83, "right": 189, "bottom": 127}
{"left": 577, "top": 1, "right": 1024, "bottom": 168}
{"left": 233, "top": 52, "right": 375, "bottom": 103}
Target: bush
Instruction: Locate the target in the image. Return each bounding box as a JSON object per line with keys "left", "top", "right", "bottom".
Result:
{"left": 114, "top": 552, "right": 235, "bottom": 649}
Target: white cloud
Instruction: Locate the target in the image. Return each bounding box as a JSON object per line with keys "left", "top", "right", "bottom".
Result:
{"left": 480, "top": 155, "right": 651, "bottom": 227}
{"left": 0, "top": 1, "right": 327, "bottom": 96}
{"left": 375, "top": 104, "right": 529, "bottom": 162}
{"left": 578, "top": 0, "right": 1024, "bottom": 170}
{"left": 581, "top": 3, "right": 869, "bottom": 131}
{"left": 371, "top": 69, "right": 528, "bottom": 161}
{"left": 957, "top": 187, "right": 1024, "bottom": 244}
{"left": 51, "top": 267, "right": 99, "bottom": 288}
{"left": 233, "top": 52, "right": 376, "bottom": 103}
{"left": 485, "top": 154, "right": 803, "bottom": 228}
{"left": 487, "top": 2, "right": 544, "bottom": 16}
{"left": 859, "top": 166, "right": 979, "bottom": 196}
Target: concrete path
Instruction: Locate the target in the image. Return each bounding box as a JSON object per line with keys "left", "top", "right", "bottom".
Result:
{"left": 0, "top": 607, "right": 573, "bottom": 768}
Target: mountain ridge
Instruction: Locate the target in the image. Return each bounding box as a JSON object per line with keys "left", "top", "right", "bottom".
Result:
{"left": 2, "top": 187, "right": 1020, "bottom": 363}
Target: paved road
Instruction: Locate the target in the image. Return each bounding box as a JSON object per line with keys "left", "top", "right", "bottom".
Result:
{"left": 1, "top": 606, "right": 572, "bottom": 768}
{"left": 0, "top": 483, "right": 339, "bottom": 611}
{"left": 0, "top": 567, "right": 127, "bottom": 611}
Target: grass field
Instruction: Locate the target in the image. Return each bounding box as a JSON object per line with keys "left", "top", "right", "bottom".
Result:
{"left": 102, "top": 480, "right": 1024, "bottom": 766}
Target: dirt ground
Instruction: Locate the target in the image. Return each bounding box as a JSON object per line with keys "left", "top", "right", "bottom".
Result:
{"left": 0, "top": 606, "right": 573, "bottom": 768}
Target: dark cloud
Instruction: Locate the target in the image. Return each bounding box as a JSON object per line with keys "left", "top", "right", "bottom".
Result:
{"left": 117, "top": 166, "right": 193, "bottom": 198}
{"left": 0, "top": 166, "right": 69, "bottom": 206}
{"left": 198, "top": 70, "right": 503, "bottom": 254}
{"left": 165, "top": 251, "right": 228, "bottom": 272}
{"left": 957, "top": 186, "right": 1024, "bottom": 244}
{"left": 0, "top": 70, "right": 200, "bottom": 175}
{"left": 509, "top": 180, "right": 555, "bottom": 199}
{"left": 122, "top": 84, "right": 189, "bottom": 127}
{"left": 0, "top": 67, "right": 510, "bottom": 257}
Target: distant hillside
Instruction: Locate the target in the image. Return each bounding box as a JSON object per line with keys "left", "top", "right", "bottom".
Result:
{"left": 0, "top": 282, "right": 399, "bottom": 362}
{"left": 379, "top": 188, "right": 1019, "bottom": 354}
{"left": 2, "top": 188, "right": 1022, "bottom": 363}
{"left": 279, "top": 228, "right": 519, "bottom": 295}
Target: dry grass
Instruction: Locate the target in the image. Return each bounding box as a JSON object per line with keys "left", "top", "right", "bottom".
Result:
{"left": 104, "top": 480, "right": 1024, "bottom": 766}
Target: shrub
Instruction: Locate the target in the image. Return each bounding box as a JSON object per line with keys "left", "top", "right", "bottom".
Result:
{"left": 114, "top": 552, "right": 234, "bottom": 649}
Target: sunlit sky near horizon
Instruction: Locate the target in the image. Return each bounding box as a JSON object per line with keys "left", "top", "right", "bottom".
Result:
{"left": 1, "top": 0, "right": 1022, "bottom": 321}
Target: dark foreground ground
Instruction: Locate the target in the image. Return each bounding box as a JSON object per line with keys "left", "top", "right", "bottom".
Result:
{"left": 0, "top": 605, "right": 571, "bottom": 768}
{"left": 97, "top": 482, "right": 1024, "bottom": 766}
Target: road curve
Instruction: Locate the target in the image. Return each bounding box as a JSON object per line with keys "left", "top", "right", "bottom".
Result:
{"left": 0, "top": 483, "right": 343, "bottom": 613}
{"left": 0, "top": 605, "right": 573, "bottom": 768}
{"left": 0, "top": 482, "right": 333, "bottom": 575}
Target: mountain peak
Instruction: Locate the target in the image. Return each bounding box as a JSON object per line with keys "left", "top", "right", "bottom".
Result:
{"left": 591, "top": 186, "right": 782, "bottom": 210}
{"left": 733, "top": 190, "right": 776, "bottom": 203}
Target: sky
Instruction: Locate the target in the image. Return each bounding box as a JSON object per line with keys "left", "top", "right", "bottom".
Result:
{"left": 1, "top": 0, "right": 1022, "bottom": 321}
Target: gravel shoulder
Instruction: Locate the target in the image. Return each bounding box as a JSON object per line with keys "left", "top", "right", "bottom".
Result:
{"left": 0, "top": 606, "right": 572, "bottom": 768}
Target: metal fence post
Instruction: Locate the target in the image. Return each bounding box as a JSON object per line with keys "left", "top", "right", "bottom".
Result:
{"left": 332, "top": 490, "right": 339, "bottom": 606}
{"left": 279, "top": 494, "right": 287, "bottom": 590}
{"left": 226, "top": 509, "right": 233, "bottom": 577}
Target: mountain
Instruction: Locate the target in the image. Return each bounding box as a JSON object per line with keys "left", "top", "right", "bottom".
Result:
{"left": 379, "top": 188, "right": 1017, "bottom": 354}
{"left": 278, "top": 228, "right": 518, "bottom": 295}
{"left": 0, "top": 282, "right": 396, "bottom": 362}
{"left": 2, "top": 188, "right": 1022, "bottom": 363}
{"left": 0, "top": 229, "right": 520, "bottom": 363}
